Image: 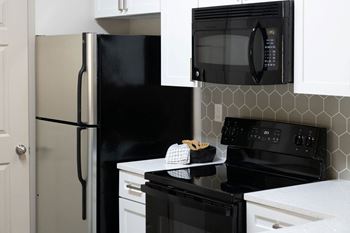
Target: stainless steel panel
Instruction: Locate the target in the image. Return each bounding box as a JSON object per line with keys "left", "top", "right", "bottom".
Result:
{"left": 36, "top": 34, "right": 97, "bottom": 124}
{"left": 36, "top": 120, "right": 94, "bottom": 233}
{"left": 86, "top": 34, "right": 98, "bottom": 126}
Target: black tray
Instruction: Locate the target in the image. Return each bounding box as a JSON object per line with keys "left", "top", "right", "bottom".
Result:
{"left": 190, "top": 146, "right": 216, "bottom": 164}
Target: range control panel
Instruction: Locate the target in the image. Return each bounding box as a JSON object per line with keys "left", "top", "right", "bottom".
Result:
{"left": 221, "top": 117, "right": 327, "bottom": 159}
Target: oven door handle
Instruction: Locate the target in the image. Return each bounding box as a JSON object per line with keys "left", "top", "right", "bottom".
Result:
{"left": 142, "top": 184, "right": 235, "bottom": 217}
{"left": 248, "top": 23, "right": 267, "bottom": 84}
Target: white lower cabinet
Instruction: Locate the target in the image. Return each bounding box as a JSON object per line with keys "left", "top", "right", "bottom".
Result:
{"left": 247, "top": 202, "right": 319, "bottom": 233}
{"left": 119, "top": 170, "right": 147, "bottom": 233}
{"left": 119, "top": 198, "right": 145, "bottom": 233}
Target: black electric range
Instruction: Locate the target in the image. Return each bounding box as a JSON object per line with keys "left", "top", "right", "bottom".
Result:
{"left": 142, "top": 118, "right": 327, "bottom": 233}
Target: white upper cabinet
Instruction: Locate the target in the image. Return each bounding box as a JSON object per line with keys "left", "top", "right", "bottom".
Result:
{"left": 199, "top": 0, "right": 241, "bottom": 7}
{"left": 294, "top": 0, "right": 350, "bottom": 97}
{"left": 95, "top": 0, "right": 160, "bottom": 18}
{"left": 161, "top": 0, "right": 199, "bottom": 87}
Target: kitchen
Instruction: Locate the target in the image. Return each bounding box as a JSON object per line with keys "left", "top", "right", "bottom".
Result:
{"left": 1, "top": 0, "right": 350, "bottom": 233}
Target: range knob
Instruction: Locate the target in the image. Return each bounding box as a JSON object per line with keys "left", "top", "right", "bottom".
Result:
{"left": 294, "top": 135, "right": 303, "bottom": 146}
{"left": 305, "top": 136, "right": 313, "bottom": 147}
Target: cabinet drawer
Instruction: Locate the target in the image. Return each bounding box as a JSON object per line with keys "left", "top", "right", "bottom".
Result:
{"left": 119, "top": 198, "right": 145, "bottom": 233}
{"left": 119, "top": 170, "right": 146, "bottom": 204}
{"left": 247, "top": 202, "right": 319, "bottom": 233}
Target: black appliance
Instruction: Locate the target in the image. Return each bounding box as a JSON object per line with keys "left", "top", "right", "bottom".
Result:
{"left": 192, "top": 1, "right": 294, "bottom": 85}
{"left": 142, "top": 117, "right": 327, "bottom": 233}
{"left": 36, "top": 33, "right": 193, "bottom": 233}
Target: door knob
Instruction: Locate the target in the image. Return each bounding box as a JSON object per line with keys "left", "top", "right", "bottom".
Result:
{"left": 16, "top": 145, "right": 27, "bottom": 155}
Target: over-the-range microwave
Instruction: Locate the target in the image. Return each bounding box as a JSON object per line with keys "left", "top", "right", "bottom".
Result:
{"left": 192, "top": 1, "right": 294, "bottom": 85}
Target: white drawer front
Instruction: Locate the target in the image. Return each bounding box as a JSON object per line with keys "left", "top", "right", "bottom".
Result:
{"left": 119, "top": 198, "right": 145, "bottom": 233}
{"left": 119, "top": 170, "right": 146, "bottom": 204}
{"left": 247, "top": 202, "right": 319, "bottom": 233}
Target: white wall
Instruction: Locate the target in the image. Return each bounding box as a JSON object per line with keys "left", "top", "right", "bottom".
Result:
{"left": 35, "top": 0, "right": 129, "bottom": 35}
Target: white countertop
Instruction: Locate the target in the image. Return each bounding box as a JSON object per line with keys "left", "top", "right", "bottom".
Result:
{"left": 117, "top": 157, "right": 225, "bottom": 175}
{"left": 244, "top": 180, "right": 350, "bottom": 233}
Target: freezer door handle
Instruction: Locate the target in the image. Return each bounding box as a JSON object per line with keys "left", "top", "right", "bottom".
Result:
{"left": 77, "top": 126, "right": 87, "bottom": 220}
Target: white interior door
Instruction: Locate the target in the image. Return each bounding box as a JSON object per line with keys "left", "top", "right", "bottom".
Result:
{"left": 0, "top": 0, "right": 30, "bottom": 232}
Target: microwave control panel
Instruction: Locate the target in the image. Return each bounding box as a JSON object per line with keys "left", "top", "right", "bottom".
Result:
{"left": 264, "top": 28, "right": 278, "bottom": 70}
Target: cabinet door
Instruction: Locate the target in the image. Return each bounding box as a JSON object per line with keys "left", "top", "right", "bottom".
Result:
{"left": 119, "top": 198, "right": 145, "bottom": 233}
{"left": 294, "top": 0, "right": 350, "bottom": 96}
{"left": 247, "top": 203, "right": 318, "bottom": 233}
{"left": 123, "top": 0, "right": 160, "bottom": 16}
{"left": 95, "top": 0, "right": 124, "bottom": 18}
{"left": 161, "top": 0, "right": 199, "bottom": 87}
{"left": 95, "top": 0, "right": 160, "bottom": 18}
{"left": 199, "top": 0, "right": 241, "bottom": 7}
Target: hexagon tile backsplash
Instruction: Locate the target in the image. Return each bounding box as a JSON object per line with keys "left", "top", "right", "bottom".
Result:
{"left": 201, "top": 83, "right": 350, "bottom": 180}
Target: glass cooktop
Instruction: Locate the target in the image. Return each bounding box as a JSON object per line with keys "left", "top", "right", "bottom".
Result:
{"left": 145, "top": 163, "right": 312, "bottom": 203}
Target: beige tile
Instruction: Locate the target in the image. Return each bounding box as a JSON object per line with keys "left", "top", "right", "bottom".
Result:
{"left": 222, "top": 89, "right": 234, "bottom": 107}
{"left": 324, "top": 97, "right": 339, "bottom": 116}
{"left": 309, "top": 95, "right": 324, "bottom": 115}
{"left": 207, "top": 103, "right": 214, "bottom": 120}
{"left": 332, "top": 150, "right": 347, "bottom": 172}
{"left": 233, "top": 89, "right": 245, "bottom": 108}
{"left": 251, "top": 107, "right": 263, "bottom": 120}
{"left": 340, "top": 98, "right": 350, "bottom": 118}
{"left": 340, "top": 133, "right": 350, "bottom": 154}
{"left": 332, "top": 113, "right": 347, "bottom": 136}
{"left": 282, "top": 92, "right": 295, "bottom": 113}
{"left": 295, "top": 95, "right": 309, "bottom": 114}
{"left": 327, "top": 167, "right": 338, "bottom": 179}
{"left": 269, "top": 91, "right": 282, "bottom": 111}
{"left": 212, "top": 88, "right": 222, "bottom": 104}
{"left": 227, "top": 105, "right": 240, "bottom": 118}
{"left": 257, "top": 91, "right": 269, "bottom": 110}
{"left": 202, "top": 87, "right": 212, "bottom": 105}
{"left": 302, "top": 111, "right": 316, "bottom": 126}
{"left": 328, "top": 131, "right": 339, "bottom": 153}
{"left": 276, "top": 109, "right": 288, "bottom": 123}
{"left": 245, "top": 90, "right": 257, "bottom": 108}
{"left": 316, "top": 113, "right": 331, "bottom": 128}
{"left": 263, "top": 108, "right": 275, "bottom": 121}
{"left": 202, "top": 117, "right": 212, "bottom": 135}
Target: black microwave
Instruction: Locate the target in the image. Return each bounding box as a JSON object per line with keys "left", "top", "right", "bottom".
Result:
{"left": 192, "top": 1, "right": 294, "bottom": 85}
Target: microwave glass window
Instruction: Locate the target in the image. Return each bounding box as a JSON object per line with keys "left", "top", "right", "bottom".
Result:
{"left": 197, "top": 33, "right": 250, "bottom": 66}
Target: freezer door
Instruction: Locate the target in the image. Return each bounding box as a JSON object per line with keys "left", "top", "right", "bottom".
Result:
{"left": 36, "top": 34, "right": 98, "bottom": 125}
{"left": 36, "top": 120, "right": 97, "bottom": 233}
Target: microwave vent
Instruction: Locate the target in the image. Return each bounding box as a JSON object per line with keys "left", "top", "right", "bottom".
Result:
{"left": 194, "top": 2, "right": 282, "bottom": 20}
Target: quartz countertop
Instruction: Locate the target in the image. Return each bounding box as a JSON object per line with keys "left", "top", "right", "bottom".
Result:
{"left": 244, "top": 180, "right": 350, "bottom": 233}
{"left": 117, "top": 157, "right": 225, "bottom": 176}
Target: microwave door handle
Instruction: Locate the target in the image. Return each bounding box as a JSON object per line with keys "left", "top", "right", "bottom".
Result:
{"left": 248, "top": 23, "right": 266, "bottom": 84}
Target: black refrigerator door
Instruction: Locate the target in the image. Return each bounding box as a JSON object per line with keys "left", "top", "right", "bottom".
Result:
{"left": 97, "top": 35, "right": 194, "bottom": 233}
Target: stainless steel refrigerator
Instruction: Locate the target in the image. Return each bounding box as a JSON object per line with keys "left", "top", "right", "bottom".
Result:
{"left": 36, "top": 33, "right": 193, "bottom": 233}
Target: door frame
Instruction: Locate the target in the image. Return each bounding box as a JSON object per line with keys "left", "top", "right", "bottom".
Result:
{"left": 28, "top": 0, "right": 35, "bottom": 232}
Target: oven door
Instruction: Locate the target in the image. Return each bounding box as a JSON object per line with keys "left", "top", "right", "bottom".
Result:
{"left": 192, "top": 18, "right": 284, "bottom": 85}
{"left": 142, "top": 183, "right": 245, "bottom": 233}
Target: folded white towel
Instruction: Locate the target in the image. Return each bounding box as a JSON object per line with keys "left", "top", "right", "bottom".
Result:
{"left": 165, "top": 143, "right": 190, "bottom": 165}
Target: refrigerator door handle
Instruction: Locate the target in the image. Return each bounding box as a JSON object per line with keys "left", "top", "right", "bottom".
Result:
{"left": 77, "top": 126, "right": 87, "bottom": 220}
{"left": 77, "top": 34, "right": 87, "bottom": 125}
